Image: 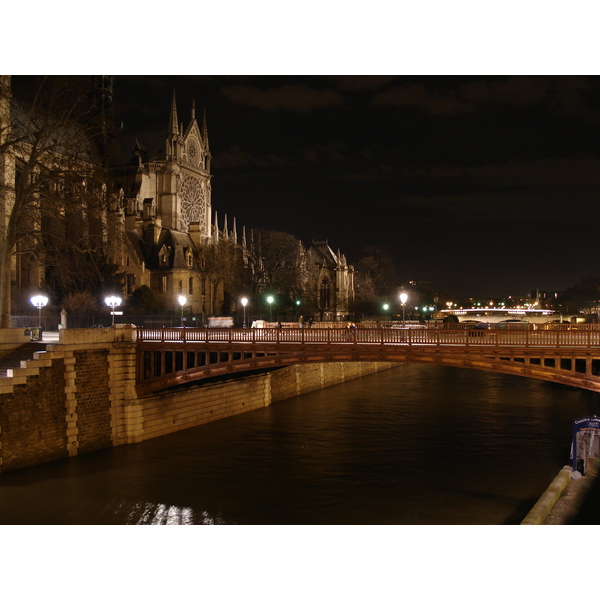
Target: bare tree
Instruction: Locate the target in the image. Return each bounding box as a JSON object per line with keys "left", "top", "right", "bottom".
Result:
{"left": 244, "top": 229, "right": 305, "bottom": 305}
{"left": 198, "top": 237, "right": 245, "bottom": 314}
{"left": 353, "top": 246, "right": 400, "bottom": 315}
{"left": 0, "top": 75, "right": 115, "bottom": 327}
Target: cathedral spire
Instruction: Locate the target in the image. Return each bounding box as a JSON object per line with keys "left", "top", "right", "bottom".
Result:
{"left": 191, "top": 98, "right": 196, "bottom": 122}
{"left": 202, "top": 108, "right": 211, "bottom": 155}
{"left": 213, "top": 211, "right": 219, "bottom": 242}
{"left": 166, "top": 89, "right": 182, "bottom": 161}
{"left": 168, "top": 89, "right": 179, "bottom": 136}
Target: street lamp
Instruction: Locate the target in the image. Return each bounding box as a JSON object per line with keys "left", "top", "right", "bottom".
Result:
{"left": 267, "top": 295, "right": 274, "bottom": 322}
{"left": 31, "top": 294, "right": 48, "bottom": 331}
{"left": 399, "top": 292, "right": 408, "bottom": 326}
{"left": 178, "top": 295, "right": 186, "bottom": 327}
{"left": 105, "top": 295, "right": 121, "bottom": 327}
{"left": 241, "top": 297, "right": 248, "bottom": 327}
{"left": 383, "top": 303, "right": 389, "bottom": 323}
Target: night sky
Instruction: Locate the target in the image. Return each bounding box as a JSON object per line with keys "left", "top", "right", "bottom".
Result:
{"left": 111, "top": 75, "right": 600, "bottom": 298}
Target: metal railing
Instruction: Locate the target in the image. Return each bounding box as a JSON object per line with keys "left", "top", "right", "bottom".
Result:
{"left": 136, "top": 325, "right": 600, "bottom": 349}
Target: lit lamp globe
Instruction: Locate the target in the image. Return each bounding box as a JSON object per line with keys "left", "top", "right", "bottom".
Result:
{"left": 31, "top": 295, "right": 48, "bottom": 329}
{"left": 178, "top": 295, "right": 186, "bottom": 326}
{"left": 241, "top": 297, "right": 248, "bottom": 327}
{"left": 105, "top": 295, "right": 122, "bottom": 326}
{"left": 399, "top": 292, "right": 408, "bottom": 326}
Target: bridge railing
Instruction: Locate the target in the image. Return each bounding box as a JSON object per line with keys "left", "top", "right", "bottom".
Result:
{"left": 136, "top": 326, "right": 600, "bottom": 348}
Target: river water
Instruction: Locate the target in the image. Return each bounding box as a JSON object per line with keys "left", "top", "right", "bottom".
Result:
{"left": 1, "top": 363, "right": 599, "bottom": 525}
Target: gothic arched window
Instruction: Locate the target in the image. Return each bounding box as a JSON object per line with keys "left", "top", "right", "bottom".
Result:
{"left": 320, "top": 279, "right": 331, "bottom": 310}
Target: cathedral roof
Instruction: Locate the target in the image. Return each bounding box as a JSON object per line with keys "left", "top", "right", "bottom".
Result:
{"left": 307, "top": 241, "right": 338, "bottom": 266}
{"left": 144, "top": 228, "right": 196, "bottom": 270}
{"left": 125, "top": 231, "right": 147, "bottom": 264}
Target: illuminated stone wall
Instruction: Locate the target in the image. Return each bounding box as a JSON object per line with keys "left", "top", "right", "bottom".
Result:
{"left": 73, "top": 350, "right": 111, "bottom": 453}
{"left": 0, "top": 357, "right": 68, "bottom": 471}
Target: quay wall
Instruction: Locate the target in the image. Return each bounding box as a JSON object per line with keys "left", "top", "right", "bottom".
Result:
{"left": 0, "top": 326, "right": 396, "bottom": 473}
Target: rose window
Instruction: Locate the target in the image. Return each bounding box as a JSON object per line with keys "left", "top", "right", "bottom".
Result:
{"left": 180, "top": 175, "right": 205, "bottom": 231}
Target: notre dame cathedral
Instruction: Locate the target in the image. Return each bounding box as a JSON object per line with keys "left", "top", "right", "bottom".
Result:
{"left": 1, "top": 76, "right": 355, "bottom": 323}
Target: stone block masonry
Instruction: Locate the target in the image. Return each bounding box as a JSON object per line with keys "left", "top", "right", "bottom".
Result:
{"left": 73, "top": 350, "right": 111, "bottom": 454}
{"left": 0, "top": 357, "right": 68, "bottom": 470}
{"left": 0, "top": 325, "right": 397, "bottom": 473}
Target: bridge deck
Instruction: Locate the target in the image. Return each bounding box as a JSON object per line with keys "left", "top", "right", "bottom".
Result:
{"left": 135, "top": 325, "right": 600, "bottom": 395}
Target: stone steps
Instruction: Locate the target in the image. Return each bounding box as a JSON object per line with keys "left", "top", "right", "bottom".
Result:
{"left": 0, "top": 342, "right": 48, "bottom": 377}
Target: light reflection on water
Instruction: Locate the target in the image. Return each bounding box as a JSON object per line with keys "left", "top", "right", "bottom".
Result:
{"left": 1, "top": 364, "right": 600, "bottom": 525}
{"left": 126, "top": 502, "right": 201, "bottom": 525}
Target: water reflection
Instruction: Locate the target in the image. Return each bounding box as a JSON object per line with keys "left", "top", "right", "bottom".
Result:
{"left": 127, "top": 502, "right": 197, "bottom": 525}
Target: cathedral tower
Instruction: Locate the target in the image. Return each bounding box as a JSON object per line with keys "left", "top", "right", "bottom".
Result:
{"left": 161, "top": 91, "right": 212, "bottom": 239}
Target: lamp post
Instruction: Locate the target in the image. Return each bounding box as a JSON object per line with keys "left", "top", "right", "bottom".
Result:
{"left": 105, "top": 295, "right": 121, "bottom": 327}
{"left": 267, "top": 295, "right": 274, "bottom": 322}
{"left": 178, "top": 295, "right": 186, "bottom": 327}
{"left": 399, "top": 292, "right": 408, "bottom": 326}
{"left": 31, "top": 295, "right": 48, "bottom": 334}
{"left": 383, "top": 303, "right": 389, "bottom": 323}
{"left": 241, "top": 297, "right": 248, "bottom": 328}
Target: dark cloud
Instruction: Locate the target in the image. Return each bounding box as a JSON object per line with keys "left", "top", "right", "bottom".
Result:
{"left": 372, "top": 76, "right": 600, "bottom": 119}
{"left": 324, "top": 75, "right": 398, "bottom": 92}
{"left": 220, "top": 83, "right": 343, "bottom": 113}
{"left": 373, "top": 82, "right": 474, "bottom": 115}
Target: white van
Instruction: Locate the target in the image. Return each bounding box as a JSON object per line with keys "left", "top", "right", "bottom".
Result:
{"left": 208, "top": 316, "right": 234, "bottom": 328}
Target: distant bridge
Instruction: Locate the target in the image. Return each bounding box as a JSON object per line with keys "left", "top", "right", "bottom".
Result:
{"left": 136, "top": 324, "right": 600, "bottom": 395}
